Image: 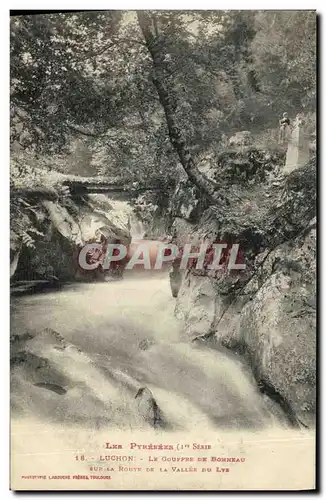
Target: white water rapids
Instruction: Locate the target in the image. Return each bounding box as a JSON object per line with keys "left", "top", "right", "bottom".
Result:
{"left": 10, "top": 200, "right": 290, "bottom": 432}
{"left": 11, "top": 271, "right": 289, "bottom": 432}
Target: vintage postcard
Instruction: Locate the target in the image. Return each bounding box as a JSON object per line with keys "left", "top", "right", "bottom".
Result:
{"left": 10, "top": 10, "right": 317, "bottom": 491}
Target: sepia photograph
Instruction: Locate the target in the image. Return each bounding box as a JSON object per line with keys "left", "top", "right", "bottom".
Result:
{"left": 9, "top": 9, "right": 317, "bottom": 491}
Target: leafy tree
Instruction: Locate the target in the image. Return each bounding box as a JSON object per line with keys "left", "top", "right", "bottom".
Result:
{"left": 10, "top": 10, "right": 316, "bottom": 190}
{"left": 251, "top": 11, "right": 316, "bottom": 123}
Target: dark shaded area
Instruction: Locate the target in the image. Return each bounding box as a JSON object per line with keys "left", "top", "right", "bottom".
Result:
{"left": 33, "top": 382, "right": 67, "bottom": 395}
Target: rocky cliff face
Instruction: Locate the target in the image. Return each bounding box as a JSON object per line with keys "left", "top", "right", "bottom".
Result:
{"left": 169, "top": 151, "right": 316, "bottom": 428}
{"left": 11, "top": 190, "right": 131, "bottom": 286}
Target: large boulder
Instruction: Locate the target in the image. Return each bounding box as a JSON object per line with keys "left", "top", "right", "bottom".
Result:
{"left": 229, "top": 130, "right": 253, "bottom": 148}
{"left": 175, "top": 273, "right": 217, "bottom": 338}
{"left": 174, "top": 219, "right": 316, "bottom": 427}
{"left": 239, "top": 219, "right": 316, "bottom": 427}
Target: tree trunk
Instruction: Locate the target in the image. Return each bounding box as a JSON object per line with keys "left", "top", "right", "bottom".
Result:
{"left": 137, "top": 11, "right": 222, "bottom": 205}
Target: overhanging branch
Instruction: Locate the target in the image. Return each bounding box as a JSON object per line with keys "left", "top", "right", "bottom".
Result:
{"left": 137, "top": 11, "right": 223, "bottom": 205}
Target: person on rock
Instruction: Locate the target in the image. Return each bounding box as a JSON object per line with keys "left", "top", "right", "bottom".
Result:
{"left": 278, "top": 112, "right": 291, "bottom": 145}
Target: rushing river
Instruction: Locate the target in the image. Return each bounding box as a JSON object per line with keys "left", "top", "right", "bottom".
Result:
{"left": 10, "top": 271, "right": 289, "bottom": 432}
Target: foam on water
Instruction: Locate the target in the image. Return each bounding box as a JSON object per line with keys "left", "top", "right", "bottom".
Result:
{"left": 11, "top": 274, "right": 288, "bottom": 430}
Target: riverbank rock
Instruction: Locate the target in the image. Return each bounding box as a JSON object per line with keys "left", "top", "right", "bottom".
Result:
{"left": 175, "top": 273, "right": 217, "bottom": 338}
{"left": 229, "top": 130, "right": 253, "bottom": 147}
{"left": 174, "top": 223, "right": 316, "bottom": 427}
{"left": 172, "top": 157, "right": 316, "bottom": 427}
{"left": 11, "top": 191, "right": 131, "bottom": 283}
{"left": 135, "top": 387, "right": 164, "bottom": 428}
{"left": 238, "top": 218, "right": 316, "bottom": 427}
{"left": 10, "top": 328, "right": 156, "bottom": 430}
